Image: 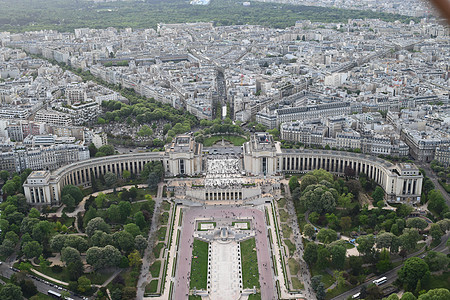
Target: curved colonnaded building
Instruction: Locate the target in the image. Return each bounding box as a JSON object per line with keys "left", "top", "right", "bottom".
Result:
{"left": 24, "top": 133, "right": 423, "bottom": 206}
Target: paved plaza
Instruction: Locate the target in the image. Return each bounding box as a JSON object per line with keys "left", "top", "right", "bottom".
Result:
{"left": 209, "top": 241, "right": 241, "bottom": 300}
{"left": 174, "top": 206, "right": 276, "bottom": 300}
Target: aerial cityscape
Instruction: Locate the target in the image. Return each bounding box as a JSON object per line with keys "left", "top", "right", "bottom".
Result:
{"left": 0, "top": 0, "right": 449, "bottom": 300}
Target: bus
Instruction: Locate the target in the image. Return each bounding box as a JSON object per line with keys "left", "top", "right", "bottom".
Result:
{"left": 373, "top": 277, "right": 388, "bottom": 286}
{"left": 48, "top": 290, "right": 61, "bottom": 298}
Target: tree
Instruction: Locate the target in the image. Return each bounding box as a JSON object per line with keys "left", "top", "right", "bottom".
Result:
{"left": 349, "top": 255, "right": 363, "bottom": 275}
{"left": 436, "top": 219, "right": 450, "bottom": 232}
{"left": 77, "top": 276, "right": 91, "bottom": 293}
{"left": 50, "top": 234, "right": 66, "bottom": 253}
{"left": 61, "top": 185, "right": 84, "bottom": 203}
{"left": 406, "top": 218, "right": 428, "bottom": 230}
{"left": 67, "top": 260, "right": 84, "bottom": 281}
{"left": 424, "top": 251, "right": 449, "bottom": 272}
{"left": 300, "top": 174, "right": 318, "bottom": 191}
{"left": 372, "top": 186, "right": 384, "bottom": 202}
{"left": 107, "top": 204, "right": 122, "bottom": 223}
{"left": 19, "top": 278, "right": 37, "bottom": 298}
{"left": 94, "top": 193, "right": 107, "bottom": 208}
{"left": 430, "top": 224, "right": 443, "bottom": 242}
{"left": 397, "top": 204, "right": 413, "bottom": 218}
{"left": 330, "top": 245, "right": 346, "bottom": 269}
{"left": 2, "top": 181, "right": 17, "bottom": 195}
{"left": 62, "top": 194, "right": 76, "bottom": 210}
{"left": 124, "top": 223, "right": 141, "bottom": 238}
{"left": 104, "top": 172, "right": 118, "bottom": 188}
{"left": 418, "top": 288, "right": 450, "bottom": 300}
{"left": 344, "top": 166, "right": 355, "bottom": 177}
{"left": 0, "top": 239, "right": 16, "bottom": 257}
{"left": 399, "top": 228, "right": 421, "bottom": 253}
{"left": 0, "top": 283, "right": 23, "bottom": 300}
{"left": 303, "top": 243, "right": 318, "bottom": 266}
{"left": 137, "top": 124, "right": 153, "bottom": 137}
{"left": 129, "top": 187, "right": 138, "bottom": 200}
{"left": 340, "top": 216, "right": 352, "bottom": 231}
{"left": 122, "top": 170, "right": 131, "bottom": 181}
{"left": 5, "top": 231, "right": 19, "bottom": 244}
{"left": 86, "top": 217, "right": 110, "bottom": 236}
{"left": 309, "top": 169, "right": 334, "bottom": 183}
{"left": 316, "top": 248, "right": 330, "bottom": 269}
{"left": 303, "top": 223, "right": 316, "bottom": 239}
{"left": 398, "top": 257, "right": 430, "bottom": 291}
{"left": 315, "top": 283, "right": 325, "bottom": 300}
{"left": 317, "top": 228, "right": 337, "bottom": 244}
{"left": 401, "top": 292, "right": 417, "bottom": 300}
{"left": 288, "top": 176, "right": 300, "bottom": 192}
{"left": 0, "top": 170, "right": 9, "bottom": 182}
{"left": 118, "top": 201, "right": 132, "bottom": 221}
{"left": 128, "top": 250, "right": 142, "bottom": 268}
{"left": 134, "top": 211, "right": 146, "bottom": 230}
{"left": 427, "top": 190, "right": 448, "bottom": 217}
{"left": 22, "top": 241, "right": 43, "bottom": 259}
{"left": 61, "top": 247, "right": 81, "bottom": 266}
{"left": 301, "top": 186, "right": 337, "bottom": 214}
{"left": 28, "top": 208, "right": 40, "bottom": 219}
{"left": 376, "top": 249, "right": 392, "bottom": 273}
{"left": 357, "top": 234, "right": 375, "bottom": 258}
{"left": 375, "top": 232, "right": 396, "bottom": 250}
{"left": 135, "top": 235, "right": 147, "bottom": 254}
{"left": 98, "top": 145, "right": 115, "bottom": 156}
{"left": 88, "top": 143, "right": 98, "bottom": 157}
{"left": 113, "top": 231, "right": 134, "bottom": 253}
{"left": 86, "top": 245, "right": 121, "bottom": 270}
{"left": 366, "top": 284, "right": 383, "bottom": 300}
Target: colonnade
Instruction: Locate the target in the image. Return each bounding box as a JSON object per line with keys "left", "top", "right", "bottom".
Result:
{"left": 279, "top": 152, "right": 388, "bottom": 187}
{"left": 205, "top": 191, "right": 243, "bottom": 201}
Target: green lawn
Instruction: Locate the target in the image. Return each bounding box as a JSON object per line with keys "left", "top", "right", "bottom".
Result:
{"left": 190, "top": 239, "right": 209, "bottom": 290}
{"left": 344, "top": 242, "right": 355, "bottom": 249}
{"left": 84, "top": 270, "right": 114, "bottom": 285}
{"left": 277, "top": 198, "right": 287, "bottom": 208}
{"left": 424, "top": 271, "right": 450, "bottom": 290}
{"left": 282, "top": 223, "right": 293, "bottom": 239}
{"left": 241, "top": 238, "right": 260, "bottom": 289}
{"left": 203, "top": 135, "right": 248, "bottom": 147}
{"left": 157, "top": 226, "right": 167, "bottom": 241}
{"left": 30, "top": 293, "right": 55, "bottom": 300}
{"left": 291, "top": 277, "right": 304, "bottom": 290}
{"left": 284, "top": 239, "right": 296, "bottom": 256}
{"left": 188, "top": 296, "right": 202, "bottom": 300}
{"left": 312, "top": 266, "right": 335, "bottom": 289}
{"left": 145, "top": 280, "right": 159, "bottom": 294}
{"left": 161, "top": 201, "right": 171, "bottom": 211}
{"left": 33, "top": 266, "right": 70, "bottom": 283}
{"left": 279, "top": 209, "right": 289, "bottom": 222}
{"left": 150, "top": 260, "right": 161, "bottom": 278}
{"left": 153, "top": 242, "right": 165, "bottom": 258}
{"left": 161, "top": 212, "right": 169, "bottom": 225}
{"left": 325, "top": 284, "right": 354, "bottom": 299}
{"left": 288, "top": 258, "right": 300, "bottom": 275}
{"left": 248, "top": 293, "right": 262, "bottom": 300}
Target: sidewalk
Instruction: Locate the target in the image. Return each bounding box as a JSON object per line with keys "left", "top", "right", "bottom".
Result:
{"left": 30, "top": 268, "right": 69, "bottom": 286}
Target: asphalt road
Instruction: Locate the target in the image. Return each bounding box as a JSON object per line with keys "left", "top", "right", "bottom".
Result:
{"left": 0, "top": 263, "right": 84, "bottom": 300}
{"left": 331, "top": 232, "right": 450, "bottom": 300}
